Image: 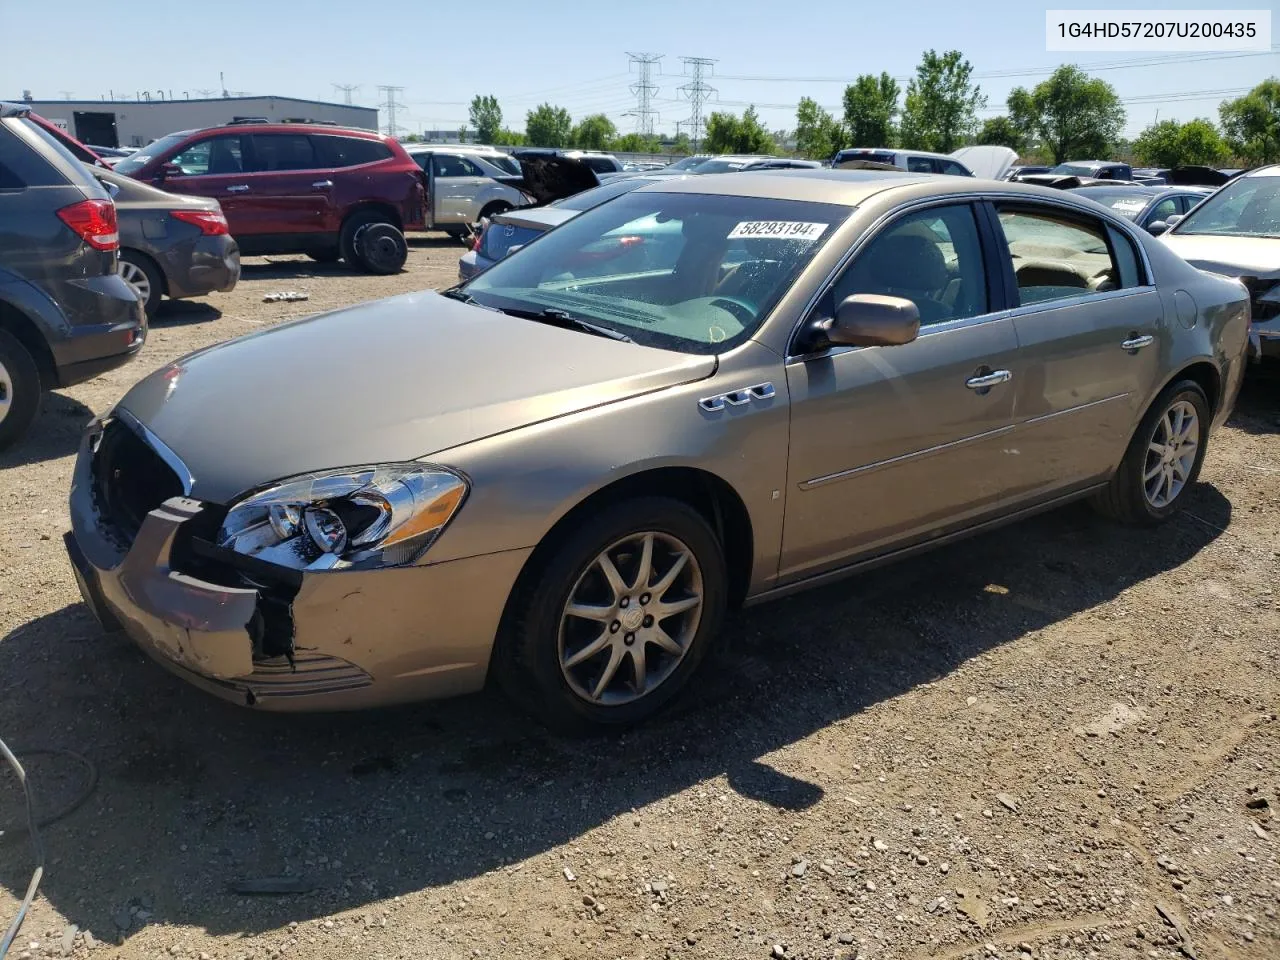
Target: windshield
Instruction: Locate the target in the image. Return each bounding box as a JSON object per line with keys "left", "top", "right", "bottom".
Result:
{"left": 689, "top": 158, "right": 758, "bottom": 175}
{"left": 1075, "top": 189, "right": 1152, "bottom": 220}
{"left": 1052, "top": 163, "right": 1098, "bottom": 176}
{"left": 480, "top": 153, "right": 521, "bottom": 175}
{"left": 666, "top": 155, "right": 708, "bottom": 171}
{"left": 551, "top": 177, "right": 648, "bottom": 211}
{"left": 464, "top": 191, "right": 849, "bottom": 354}
{"left": 1172, "top": 174, "right": 1280, "bottom": 238}
{"left": 112, "top": 132, "right": 190, "bottom": 174}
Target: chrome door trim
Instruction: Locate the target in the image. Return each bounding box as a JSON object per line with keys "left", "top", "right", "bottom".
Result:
{"left": 799, "top": 423, "right": 1015, "bottom": 490}
{"left": 1020, "top": 392, "right": 1129, "bottom": 425}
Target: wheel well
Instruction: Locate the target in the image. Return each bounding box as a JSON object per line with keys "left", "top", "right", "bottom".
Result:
{"left": 0, "top": 301, "right": 56, "bottom": 386}
{"left": 120, "top": 247, "right": 167, "bottom": 296}
{"left": 479, "top": 200, "right": 512, "bottom": 219}
{"left": 343, "top": 202, "right": 402, "bottom": 231}
{"left": 520, "top": 468, "right": 755, "bottom": 609}
{"left": 1170, "top": 361, "right": 1221, "bottom": 418}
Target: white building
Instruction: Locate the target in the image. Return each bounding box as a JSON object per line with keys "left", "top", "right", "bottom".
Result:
{"left": 17, "top": 96, "right": 379, "bottom": 148}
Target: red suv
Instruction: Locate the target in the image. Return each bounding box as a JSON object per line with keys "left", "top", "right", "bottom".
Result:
{"left": 112, "top": 123, "right": 425, "bottom": 273}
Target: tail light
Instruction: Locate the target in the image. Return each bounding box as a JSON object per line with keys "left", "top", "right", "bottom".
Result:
{"left": 171, "top": 209, "right": 230, "bottom": 235}
{"left": 472, "top": 221, "right": 486, "bottom": 252}
{"left": 56, "top": 199, "right": 118, "bottom": 251}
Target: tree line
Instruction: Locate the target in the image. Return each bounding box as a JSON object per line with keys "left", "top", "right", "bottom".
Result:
{"left": 459, "top": 59, "right": 1279, "bottom": 166}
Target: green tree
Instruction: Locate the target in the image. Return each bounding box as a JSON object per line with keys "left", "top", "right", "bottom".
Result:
{"left": 1133, "top": 118, "right": 1229, "bottom": 167}
{"left": 1219, "top": 78, "right": 1280, "bottom": 163}
{"left": 525, "top": 103, "right": 573, "bottom": 147}
{"left": 899, "top": 51, "right": 985, "bottom": 152}
{"left": 493, "top": 128, "right": 525, "bottom": 146}
{"left": 842, "top": 72, "right": 899, "bottom": 147}
{"left": 469, "top": 95, "right": 503, "bottom": 143}
{"left": 704, "top": 106, "right": 776, "bottom": 154}
{"left": 614, "top": 132, "right": 663, "bottom": 153}
{"left": 668, "top": 132, "right": 691, "bottom": 155}
{"left": 794, "top": 97, "right": 843, "bottom": 159}
{"left": 1006, "top": 65, "right": 1125, "bottom": 165}
{"left": 976, "top": 116, "right": 1026, "bottom": 153}
{"left": 571, "top": 113, "right": 617, "bottom": 150}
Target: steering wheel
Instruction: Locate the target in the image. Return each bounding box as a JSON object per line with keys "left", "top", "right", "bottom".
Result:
{"left": 707, "top": 295, "right": 756, "bottom": 326}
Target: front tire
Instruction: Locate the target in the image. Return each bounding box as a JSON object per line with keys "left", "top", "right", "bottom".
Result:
{"left": 0, "top": 328, "right": 42, "bottom": 452}
{"left": 493, "top": 497, "right": 728, "bottom": 732}
{"left": 1092, "top": 379, "right": 1209, "bottom": 524}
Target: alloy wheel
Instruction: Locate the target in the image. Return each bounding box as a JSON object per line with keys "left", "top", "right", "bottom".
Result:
{"left": 117, "top": 260, "right": 152, "bottom": 306}
{"left": 1143, "top": 399, "right": 1199, "bottom": 508}
{"left": 558, "top": 531, "right": 704, "bottom": 706}
{"left": 0, "top": 357, "right": 11, "bottom": 426}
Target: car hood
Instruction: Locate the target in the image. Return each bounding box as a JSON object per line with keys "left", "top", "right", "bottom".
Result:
{"left": 116, "top": 290, "right": 717, "bottom": 504}
{"left": 1159, "top": 234, "right": 1280, "bottom": 278}
{"left": 950, "top": 145, "right": 1015, "bottom": 180}
{"left": 509, "top": 150, "right": 600, "bottom": 205}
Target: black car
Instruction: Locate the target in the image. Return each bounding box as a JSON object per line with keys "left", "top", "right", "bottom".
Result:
{"left": 1068, "top": 184, "right": 1213, "bottom": 234}
{"left": 88, "top": 166, "right": 240, "bottom": 319}
{"left": 0, "top": 102, "right": 145, "bottom": 450}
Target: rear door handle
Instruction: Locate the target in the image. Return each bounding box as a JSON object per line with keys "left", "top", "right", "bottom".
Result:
{"left": 1121, "top": 334, "right": 1154, "bottom": 351}
{"left": 312, "top": 180, "right": 334, "bottom": 189}
{"left": 225, "top": 185, "right": 249, "bottom": 193}
{"left": 965, "top": 370, "right": 1013, "bottom": 390}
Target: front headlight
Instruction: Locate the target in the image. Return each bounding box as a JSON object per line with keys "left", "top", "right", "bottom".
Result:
{"left": 218, "top": 464, "right": 467, "bottom": 571}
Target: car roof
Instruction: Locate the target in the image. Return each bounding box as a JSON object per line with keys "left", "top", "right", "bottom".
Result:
{"left": 191, "top": 123, "right": 384, "bottom": 139}
{"left": 636, "top": 168, "right": 1159, "bottom": 212}
{"left": 1240, "top": 164, "right": 1280, "bottom": 178}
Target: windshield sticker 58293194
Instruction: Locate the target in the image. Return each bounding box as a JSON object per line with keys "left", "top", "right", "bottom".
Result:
{"left": 728, "top": 221, "right": 828, "bottom": 241}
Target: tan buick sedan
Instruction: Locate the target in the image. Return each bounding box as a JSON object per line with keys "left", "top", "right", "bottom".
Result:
{"left": 66, "top": 171, "right": 1251, "bottom": 729}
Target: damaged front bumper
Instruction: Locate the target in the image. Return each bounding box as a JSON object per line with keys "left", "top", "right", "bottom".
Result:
{"left": 65, "top": 431, "right": 531, "bottom": 711}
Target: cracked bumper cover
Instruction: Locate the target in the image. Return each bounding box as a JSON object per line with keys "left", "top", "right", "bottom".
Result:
{"left": 65, "top": 435, "right": 532, "bottom": 711}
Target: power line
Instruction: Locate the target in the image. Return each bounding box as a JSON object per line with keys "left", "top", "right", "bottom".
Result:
{"left": 332, "top": 83, "right": 360, "bottom": 105}
{"left": 377, "top": 85, "right": 405, "bottom": 138}
{"left": 678, "top": 57, "right": 717, "bottom": 151}
{"left": 625, "top": 53, "right": 664, "bottom": 135}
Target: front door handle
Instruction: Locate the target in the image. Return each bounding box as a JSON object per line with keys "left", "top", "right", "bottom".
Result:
{"left": 1121, "top": 334, "right": 1155, "bottom": 351}
{"left": 312, "top": 180, "right": 334, "bottom": 189}
{"left": 225, "top": 184, "right": 250, "bottom": 193}
{"left": 965, "top": 369, "right": 1013, "bottom": 390}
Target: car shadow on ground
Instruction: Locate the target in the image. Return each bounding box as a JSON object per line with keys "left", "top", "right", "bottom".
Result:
{"left": 0, "top": 393, "right": 94, "bottom": 468}
{"left": 238, "top": 260, "right": 359, "bottom": 282}
{"left": 0, "top": 484, "right": 1231, "bottom": 939}
{"left": 153, "top": 301, "right": 223, "bottom": 326}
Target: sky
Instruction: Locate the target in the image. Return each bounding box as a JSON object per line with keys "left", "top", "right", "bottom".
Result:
{"left": 4, "top": 0, "right": 1277, "bottom": 140}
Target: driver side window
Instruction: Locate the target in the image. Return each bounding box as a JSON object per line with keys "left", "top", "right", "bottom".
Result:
{"left": 829, "top": 203, "right": 989, "bottom": 326}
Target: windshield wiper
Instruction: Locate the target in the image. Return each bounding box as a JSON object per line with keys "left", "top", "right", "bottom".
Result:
{"left": 496, "top": 306, "right": 634, "bottom": 343}
{"left": 439, "top": 288, "right": 477, "bottom": 304}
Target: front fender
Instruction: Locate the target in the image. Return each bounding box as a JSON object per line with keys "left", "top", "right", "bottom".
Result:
{"left": 424, "top": 340, "right": 790, "bottom": 597}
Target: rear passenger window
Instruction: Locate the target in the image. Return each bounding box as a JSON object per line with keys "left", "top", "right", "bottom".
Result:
{"left": 249, "top": 134, "right": 317, "bottom": 172}
{"left": 313, "top": 135, "right": 392, "bottom": 168}
{"left": 906, "top": 156, "right": 934, "bottom": 173}
{"left": 996, "top": 207, "right": 1131, "bottom": 305}
{"left": 0, "top": 158, "right": 21, "bottom": 189}
{"left": 432, "top": 155, "right": 476, "bottom": 178}
{"left": 827, "top": 203, "right": 989, "bottom": 326}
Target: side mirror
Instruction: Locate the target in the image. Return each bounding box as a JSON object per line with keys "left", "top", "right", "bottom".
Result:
{"left": 807, "top": 294, "right": 921, "bottom": 351}
{"left": 1146, "top": 221, "right": 1169, "bottom": 236}
{"left": 1165, "top": 214, "right": 1184, "bottom": 228}
{"left": 156, "top": 162, "right": 182, "bottom": 181}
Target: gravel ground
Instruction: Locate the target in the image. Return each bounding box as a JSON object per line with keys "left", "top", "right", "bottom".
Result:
{"left": 1, "top": 238, "right": 1278, "bottom": 960}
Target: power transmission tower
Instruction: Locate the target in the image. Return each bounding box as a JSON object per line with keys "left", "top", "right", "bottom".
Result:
{"left": 625, "top": 53, "right": 663, "bottom": 135}
{"left": 678, "top": 57, "right": 717, "bottom": 151}
{"left": 377, "top": 85, "right": 406, "bottom": 138}
{"left": 333, "top": 83, "right": 360, "bottom": 105}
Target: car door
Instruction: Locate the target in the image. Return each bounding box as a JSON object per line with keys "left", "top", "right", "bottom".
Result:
{"left": 244, "top": 133, "right": 335, "bottom": 236}
{"left": 780, "top": 201, "right": 1021, "bottom": 581}
{"left": 152, "top": 133, "right": 257, "bottom": 234}
{"left": 991, "top": 200, "right": 1165, "bottom": 503}
{"left": 430, "top": 153, "right": 486, "bottom": 224}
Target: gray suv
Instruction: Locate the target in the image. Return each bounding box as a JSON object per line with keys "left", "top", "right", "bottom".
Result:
{"left": 0, "top": 102, "right": 145, "bottom": 450}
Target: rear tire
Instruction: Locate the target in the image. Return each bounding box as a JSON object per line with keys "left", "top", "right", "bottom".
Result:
{"left": 117, "top": 251, "right": 165, "bottom": 320}
{"left": 0, "top": 328, "right": 42, "bottom": 452}
{"left": 492, "top": 497, "right": 728, "bottom": 733}
{"left": 1092, "top": 379, "right": 1209, "bottom": 525}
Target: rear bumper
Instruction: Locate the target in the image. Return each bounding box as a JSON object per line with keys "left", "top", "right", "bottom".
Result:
{"left": 161, "top": 236, "right": 241, "bottom": 300}
{"left": 457, "top": 250, "right": 492, "bottom": 282}
{"left": 51, "top": 286, "right": 146, "bottom": 387}
{"left": 65, "top": 428, "right": 529, "bottom": 712}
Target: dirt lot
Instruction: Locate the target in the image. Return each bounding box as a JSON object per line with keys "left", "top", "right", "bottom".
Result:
{"left": 1, "top": 237, "right": 1278, "bottom": 960}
